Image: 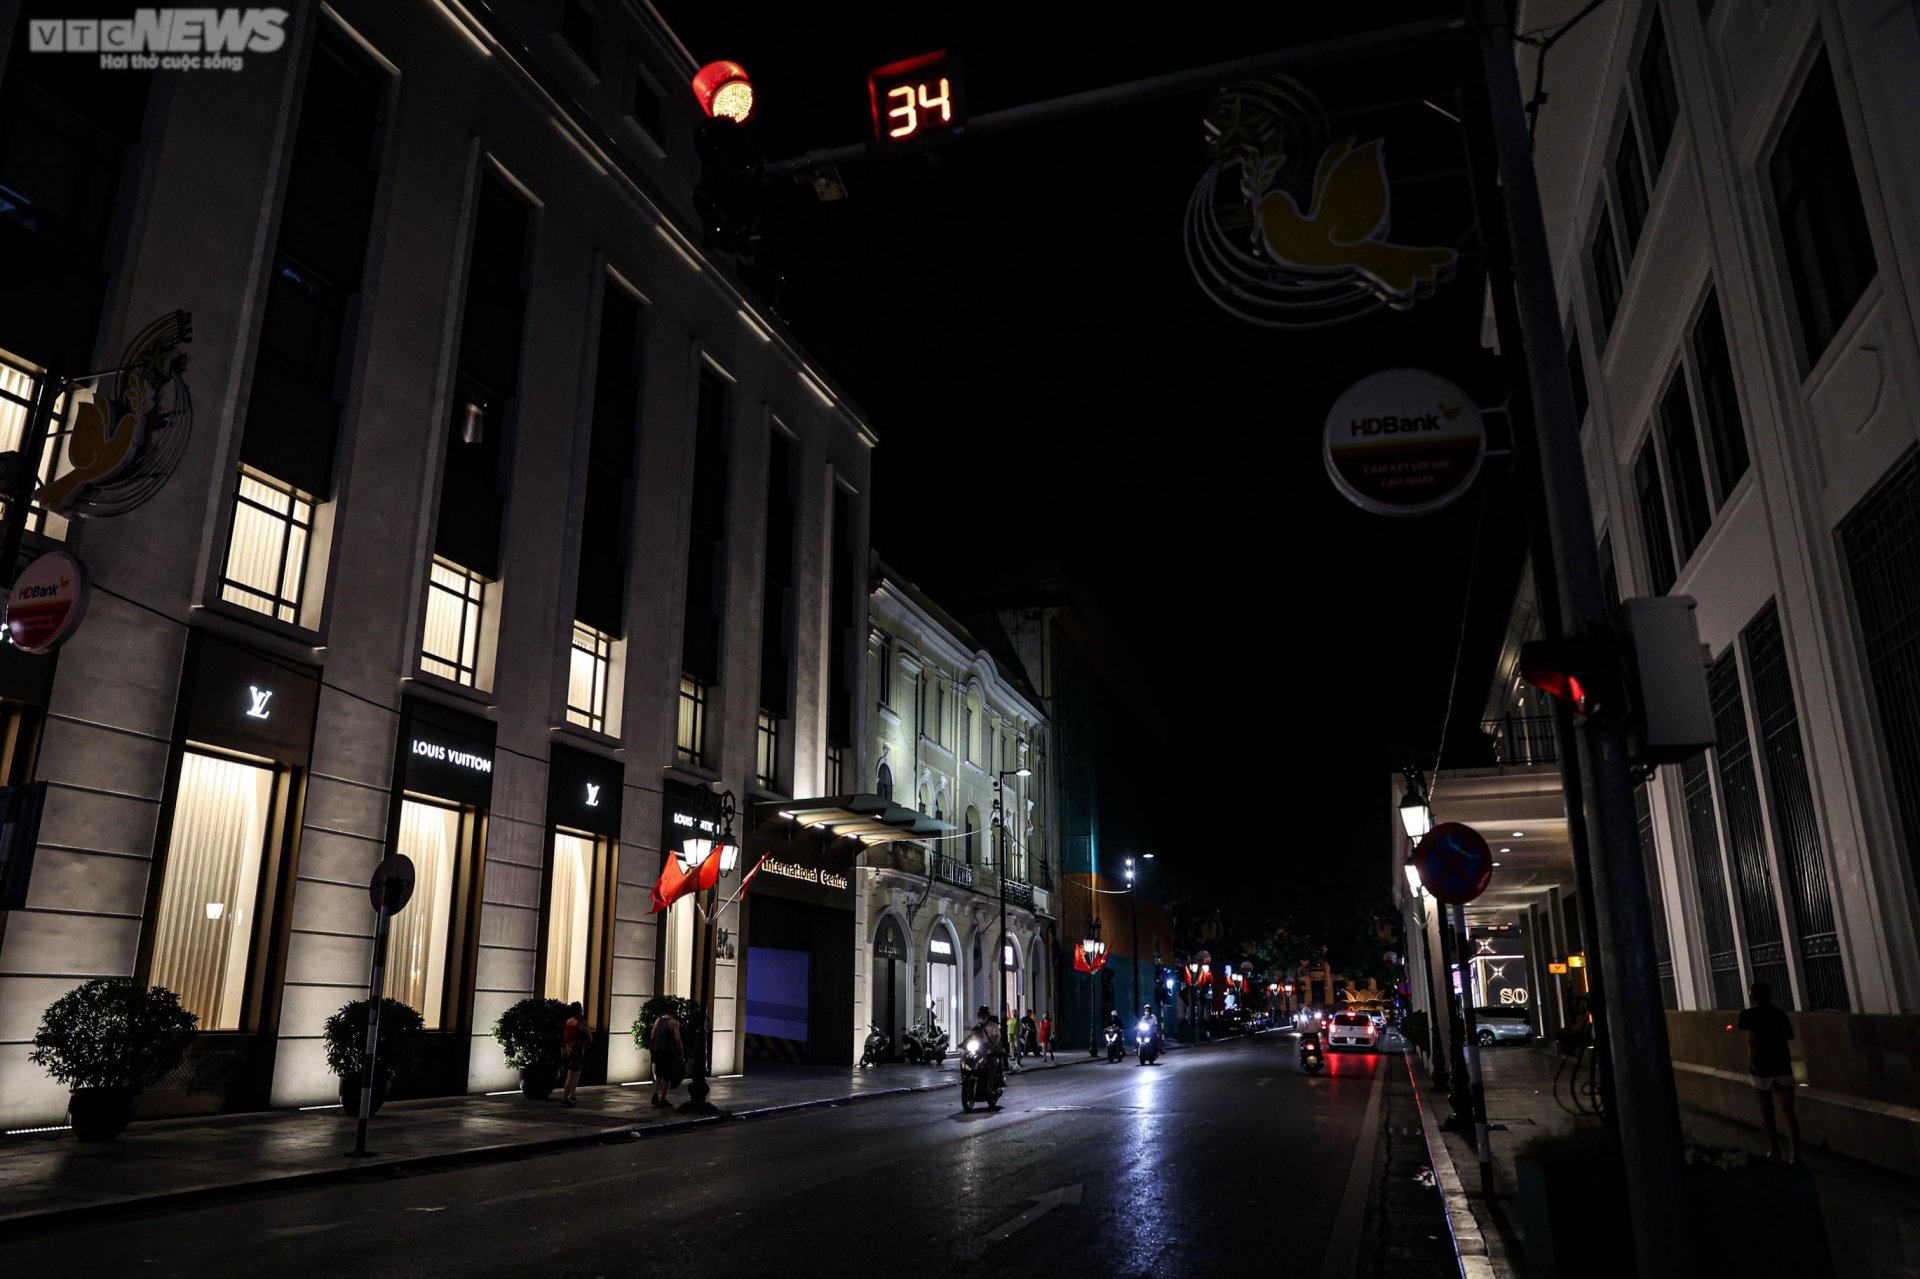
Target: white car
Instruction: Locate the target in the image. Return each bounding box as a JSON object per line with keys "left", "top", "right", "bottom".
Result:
{"left": 1327, "top": 1012, "right": 1378, "bottom": 1051}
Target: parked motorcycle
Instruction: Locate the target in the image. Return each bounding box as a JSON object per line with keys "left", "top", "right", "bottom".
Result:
{"left": 902, "top": 1018, "right": 949, "bottom": 1064}
{"left": 959, "top": 1031, "right": 1006, "bottom": 1111}
{"left": 1299, "top": 1029, "right": 1325, "bottom": 1076}
{"left": 1136, "top": 1018, "right": 1163, "bottom": 1065}
{"left": 1104, "top": 1020, "right": 1125, "bottom": 1063}
{"left": 859, "top": 1024, "right": 889, "bottom": 1068}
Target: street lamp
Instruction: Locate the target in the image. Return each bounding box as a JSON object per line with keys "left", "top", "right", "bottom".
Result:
{"left": 993, "top": 767, "right": 1031, "bottom": 1030}
{"left": 1125, "top": 855, "right": 1145, "bottom": 1021}
{"left": 1398, "top": 785, "right": 1434, "bottom": 840}
{"left": 1080, "top": 918, "right": 1105, "bottom": 1055}
{"left": 679, "top": 790, "right": 738, "bottom": 1114}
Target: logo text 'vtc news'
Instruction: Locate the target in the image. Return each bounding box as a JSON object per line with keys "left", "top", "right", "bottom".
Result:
{"left": 29, "top": 9, "right": 291, "bottom": 73}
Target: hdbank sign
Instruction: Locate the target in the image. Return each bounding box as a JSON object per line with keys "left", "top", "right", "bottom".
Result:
{"left": 1322, "top": 368, "right": 1485, "bottom": 518}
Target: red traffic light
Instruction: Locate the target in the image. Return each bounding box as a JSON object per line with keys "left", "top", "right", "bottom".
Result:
{"left": 1518, "top": 637, "right": 1615, "bottom": 719}
{"left": 692, "top": 60, "right": 754, "bottom": 123}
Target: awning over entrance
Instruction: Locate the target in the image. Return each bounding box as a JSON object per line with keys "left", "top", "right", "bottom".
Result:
{"left": 754, "top": 794, "right": 954, "bottom": 844}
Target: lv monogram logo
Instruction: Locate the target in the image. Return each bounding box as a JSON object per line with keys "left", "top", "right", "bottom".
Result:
{"left": 585, "top": 783, "right": 601, "bottom": 807}
{"left": 246, "top": 686, "right": 273, "bottom": 719}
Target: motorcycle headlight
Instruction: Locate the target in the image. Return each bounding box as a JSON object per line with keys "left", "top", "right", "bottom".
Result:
{"left": 1137, "top": 1021, "right": 1149, "bottom": 1033}
{"left": 966, "top": 1037, "right": 981, "bottom": 1052}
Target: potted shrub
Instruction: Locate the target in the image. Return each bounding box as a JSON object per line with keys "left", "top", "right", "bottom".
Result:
{"left": 632, "top": 994, "right": 694, "bottom": 1054}
{"left": 323, "top": 997, "right": 425, "bottom": 1116}
{"left": 1513, "top": 1122, "right": 1631, "bottom": 1279}
{"left": 29, "top": 977, "right": 197, "bottom": 1141}
{"left": 1686, "top": 1145, "right": 1833, "bottom": 1277}
{"left": 493, "top": 997, "right": 570, "bottom": 1099}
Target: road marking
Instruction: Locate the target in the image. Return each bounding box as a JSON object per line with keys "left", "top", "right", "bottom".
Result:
{"left": 1255, "top": 1077, "right": 1277, "bottom": 1087}
{"left": 1317, "top": 1062, "right": 1387, "bottom": 1279}
{"left": 985, "top": 1182, "right": 1083, "bottom": 1240}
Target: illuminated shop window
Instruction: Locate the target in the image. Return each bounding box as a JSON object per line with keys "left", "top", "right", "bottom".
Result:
{"left": 221, "top": 468, "right": 315, "bottom": 625}
{"left": 423, "top": 558, "right": 486, "bottom": 686}
{"left": 545, "top": 830, "right": 594, "bottom": 1006}
{"left": 566, "top": 622, "right": 613, "bottom": 733}
{"left": 148, "top": 751, "right": 276, "bottom": 1031}
{"left": 0, "top": 351, "right": 77, "bottom": 540}
{"left": 387, "top": 797, "right": 461, "bottom": 1028}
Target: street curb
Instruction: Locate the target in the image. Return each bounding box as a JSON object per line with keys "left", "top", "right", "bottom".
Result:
{"left": 0, "top": 1033, "right": 1236, "bottom": 1236}
{"left": 1403, "top": 1050, "right": 1506, "bottom": 1279}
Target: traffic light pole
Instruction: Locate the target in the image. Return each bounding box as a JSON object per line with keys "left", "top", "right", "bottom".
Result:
{"left": 1471, "top": 3, "right": 1691, "bottom": 1272}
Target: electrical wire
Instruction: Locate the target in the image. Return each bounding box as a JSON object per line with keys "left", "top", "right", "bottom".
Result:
{"left": 1426, "top": 482, "right": 1494, "bottom": 805}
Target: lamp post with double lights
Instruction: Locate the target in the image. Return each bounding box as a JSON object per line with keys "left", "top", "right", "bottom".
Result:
{"left": 992, "top": 766, "right": 1031, "bottom": 1027}
{"left": 1124, "top": 853, "right": 1153, "bottom": 1019}
{"left": 1080, "top": 918, "right": 1105, "bottom": 1055}
{"left": 678, "top": 790, "right": 739, "bottom": 1115}
{"left": 1401, "top": 778, "right": 1470, "bottom": 1123}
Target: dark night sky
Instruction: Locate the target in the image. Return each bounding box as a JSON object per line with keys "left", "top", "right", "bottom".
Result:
{"left": 660, "top": 4, "right": 1531, "bottom": 903}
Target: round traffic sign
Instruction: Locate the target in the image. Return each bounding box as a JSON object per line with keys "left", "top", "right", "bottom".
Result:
{"left": 368, "top": 853, "right": 416, "bottom": 914}
{"left": 1414, "top": 822, "right": 1494, "bottom": 905}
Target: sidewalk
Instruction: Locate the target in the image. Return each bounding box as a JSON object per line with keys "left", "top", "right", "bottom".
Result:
{"left": 0, "top": 1047, "right": 1105, "bottom": 1234}
{"left": 1408, "top": 1045, "right": 1920, "bottom": 1278}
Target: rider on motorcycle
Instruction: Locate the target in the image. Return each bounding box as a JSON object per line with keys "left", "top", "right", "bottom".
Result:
{"left": 972, "top": 1005, "right": 1008, "bottom": 1073}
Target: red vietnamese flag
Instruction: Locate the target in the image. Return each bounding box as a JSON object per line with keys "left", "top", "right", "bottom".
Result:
{"left": 1073, "top": 947, "right": 1108, "bottom": 974}
{"left": 649, "top": 846, "right": 723, "bottom": 913}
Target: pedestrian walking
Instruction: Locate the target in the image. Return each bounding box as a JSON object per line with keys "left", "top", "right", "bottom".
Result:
{"left": 1039, "top": 1012, "right": 1054, "bottom": 1061}
{"left": 650, "top": 1005, "right": 686, "bottom": 1110}
{"left": 1738, "top": 982, "right": 1801, "bottom": 1163}
{"left": 558, "top": 1001, "right": 593, "bottom": 1107}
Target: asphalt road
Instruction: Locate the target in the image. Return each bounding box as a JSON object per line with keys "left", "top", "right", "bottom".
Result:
{"left": 11, "top": 1032, "right": 1450, "bottom": 1277}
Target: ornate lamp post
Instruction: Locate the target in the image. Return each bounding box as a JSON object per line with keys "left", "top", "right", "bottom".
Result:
{"left": 678, "top": 790, "right": 739, "bottom": 1115}
{"left": 1080, "top": 919, "right": 1105, "bottom": 1055}
{"left": 992, "top": 766, "right": 1031, "bottom": 1026}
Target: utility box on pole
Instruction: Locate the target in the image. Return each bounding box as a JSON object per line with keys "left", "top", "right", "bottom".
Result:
{"left": 1621, "top": 597, "right": 1715, "bottom": 770}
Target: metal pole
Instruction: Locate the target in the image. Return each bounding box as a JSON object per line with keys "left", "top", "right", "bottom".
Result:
{"left": 1454, "top": 903, "right": 1493, "bottom": 1200}
{"left": 351, "top": 896, "right": 390, "bottom": 1157}
{"left": 1128, "top": 870, "right": 1140, "bottom": 1020}
{"left": 1473, "top": 5, "right": 1691, "bottom": 1268}
{"left": 1414, "top": 895, "right": 1450, "bottom": 1090}
{"left": 996, "top": 777, "right": 1008, "bottom": 1036}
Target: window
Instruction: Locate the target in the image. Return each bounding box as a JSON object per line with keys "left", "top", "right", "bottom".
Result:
{"left": 387, "top": 798, "right": 462, "bottom": 1027}
{"left": 962, "top": 701, "right": 973, "bottom": 763}
{"left": 221, "top": 470, "right": 315, "bottom": 625}
{"left": 876, "top": 633, "right": 893, "bottom": 706}
{"left": 1612, "top": 125, "right": 1650, "bottom": 256}
{"left": 1633, "top": 440, "right": 1677, "bottom": 594}
{"left": 756, "top": 708, "right": 778, "bottom": 790}
{"left": 1567, "top": 327, "right": 1589, "bottom": 425}
{"left": 824, "top": 742, "right": 844, "bottom": 795}
{"left": 0, "top": 350, "right": 77, "bottom": 540}
{"left": 676, "top": 674, "right": 707, "bottom": 767}
{"left": 877, "top": 762, "right": 893, "bottom": 801}
{"left": 422, "top": 558, "right": 486, "bottom": 686}
{"left": 1598, "top": 531, "right": 1619, "bottom": 614}
{"left": 1636, "top": 13, "right": 1678, "bottom": 174}
{"left": 559, "top": 0, "right": 597, "bottom": 65}
{"left": 1689, "top": 292, "right": 1750, "bottom": 500}
{"left": 1591, "top": 208, "right": 1624, "bottom": 339}
{"left": 1770, "top": 51, "right": 1877, "bottom": 373}
{"left": 629, "top": 70, "right": 663, "bottom": 139}
{"left": 566, "top": 622, "right": 613, "bottom": 733}
{"left": 1657, "top": 373, "right": 1713, "bottom": 563}
{"left": 965, "top": 807, "right": 979, "bottom": 865}
{"left": 147, "top": 751, "right": 277, "bottom": 1030}
{"left": 934, "top": 681, "right": 946, "bottom": 745}
{"left": 544, "top": 831, "right": 594, "bottom": 1005}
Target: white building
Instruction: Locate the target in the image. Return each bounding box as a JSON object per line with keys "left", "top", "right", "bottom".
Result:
{"left": 0, "top": 0, "right": 873, "bottom": 1125}
{"left": 860, "top": 558, "right": 1054, "bottom": 1054}
{"left": 1398, "top": 0, "right": 1920, "bottom": 1175}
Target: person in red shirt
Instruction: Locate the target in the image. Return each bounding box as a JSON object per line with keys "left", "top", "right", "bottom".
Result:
{"left": 1039, "top": 1012, "right": 1054, "bottom": 1062}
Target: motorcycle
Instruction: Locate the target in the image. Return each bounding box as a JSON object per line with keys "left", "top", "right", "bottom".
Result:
{"left": 1299, "top": 1029, "right": 1326, "bottom": 1076}
{"left": 859, "top": 1024, "right": 889, "bottom": 1068}
{"left": 959, "top": 1031, "right": 1006, "bottom": 1112}
{"left": 1136, "top": 1018, "right": 1162, "bottom": 1065}
{"left": 1016, "top": 1022, "right": 1042, "bottom": 1062}
{"left": 1104, "top": 1021, "right": 1125, "bottom": 1063}
{"left": 902, "top": 1019, "right": 949, "bottom": 1064}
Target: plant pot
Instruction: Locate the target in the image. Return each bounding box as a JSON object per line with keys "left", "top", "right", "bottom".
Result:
{"left": 1686, "top": 1160, "right": 1832, "bottom": 1278}
{"left": 68, "top": 1086, "right": 139, "bottom": 1142}
{"left": 1514, "top": 1154, "right": 1632, "bottom": 1279}
{"left": 337, "top": 1072, "right": 391, "bottom": 1117}
{"left": 520, "top": 1067, "right": 558, "bottom": 1101}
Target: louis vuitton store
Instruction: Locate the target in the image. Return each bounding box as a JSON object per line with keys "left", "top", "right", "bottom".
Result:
{"left": 541, "top": 744, "right": 621, "bottom": 1083}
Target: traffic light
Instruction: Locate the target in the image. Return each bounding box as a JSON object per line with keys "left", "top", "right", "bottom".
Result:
{"left": 1519, "top": 598, "right": 1714, "bottom": 770}
{"left": 693, "top": 115, "right": 765, "bottom": 254}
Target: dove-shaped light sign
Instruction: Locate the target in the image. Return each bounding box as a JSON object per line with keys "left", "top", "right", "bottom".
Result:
{"left": 4, "top": 550, "right": 90, "bottom": 653}
{"left": 1322, "top": 368, "right": 1486, "bottom": 518}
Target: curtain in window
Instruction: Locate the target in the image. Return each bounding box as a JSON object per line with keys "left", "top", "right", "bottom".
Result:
{"left": 149, "top": 753, "right": 275, "bottom": 1030}
{"left": 387, "top": 800, "right": 460, "bottom": 1027}
{"left": 545, "top": 833, "right": 593, "bottom": 1005}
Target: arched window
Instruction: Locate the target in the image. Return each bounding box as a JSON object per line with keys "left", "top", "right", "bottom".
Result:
{"left": 877, "top": 762, "right": 893, "bottom": 801}
{"left": 965, "top": 805, "right": 979, "bottom": 865}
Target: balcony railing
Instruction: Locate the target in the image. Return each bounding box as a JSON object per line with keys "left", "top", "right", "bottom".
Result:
{"left": 930, "top": 851, "right": 974, "bottom": 888}
{"left": 1002, "top": 878, "right": 1034, "bottom": 909}
{"left": 1483, "top": 714, "right": 1559, "bottom": 766}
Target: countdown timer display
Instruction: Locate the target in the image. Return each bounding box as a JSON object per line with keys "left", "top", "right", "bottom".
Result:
{"left": 868, "top": 52, "right": 963, "bottom": 149}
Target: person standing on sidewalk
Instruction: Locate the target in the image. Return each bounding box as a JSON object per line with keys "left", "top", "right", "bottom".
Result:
{"left": 1039, "top": 1012, "right": 1054, "bottom": 1061}
{"left": 558, "top": 1001, "right": 593, "bottom": 1107}
{"left": 650, "top": 1006, "right": 685, "bottom": 1110}
{"left": 1739, "top": 982, "right": 1800, "bottom": 1163}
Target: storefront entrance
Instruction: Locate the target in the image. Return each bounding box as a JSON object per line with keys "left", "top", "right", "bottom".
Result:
{"left": 745, "top": 894, "right": 853, "bottom": 1065}
{"left": 542, "top": 744, "right": 621, "bottom": 1083}
{"left": 871, "top": 915, "right": 908, "bottom": 1059}
{"left": 926, "top": 925, "right": 960, "bottom": 1046}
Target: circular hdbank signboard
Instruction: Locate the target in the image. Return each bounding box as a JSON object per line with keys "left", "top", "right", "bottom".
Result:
{"left": 5, "top": 551, "right": 90, "bottom": 654}
{"left": 1323, "top": 368, "right": 1485, "bottom": 517}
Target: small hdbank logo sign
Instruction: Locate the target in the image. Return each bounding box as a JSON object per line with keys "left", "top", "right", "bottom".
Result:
{"left": 5, "top": 551, "right": 91, "bottom": 655}
{"left": 1322, "top": 368, "right": 1485, "bottom": 518}
{"left": 29, "top": 9, "right": 290, "bottom": 72}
